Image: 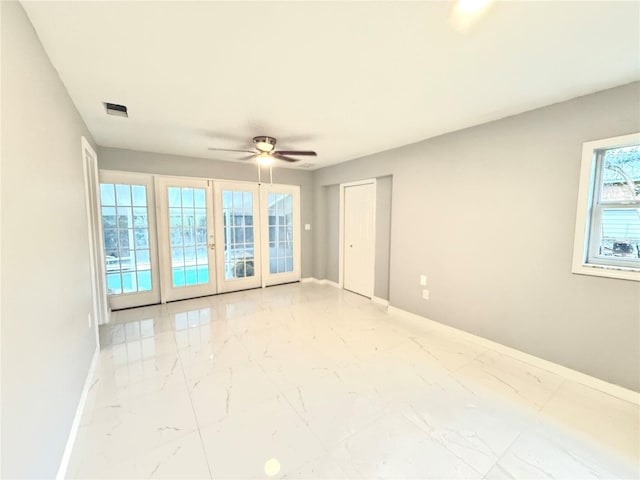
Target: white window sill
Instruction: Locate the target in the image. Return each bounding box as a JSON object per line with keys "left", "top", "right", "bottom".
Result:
{"left": 572, "top": 263, "right": 640, "bottom": 282}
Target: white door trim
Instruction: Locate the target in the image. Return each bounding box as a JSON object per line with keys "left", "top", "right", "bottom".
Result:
{"left": 81, "top": 137, "right": 108, "bottom": 332}
{"left": 339, "top": 178, "right": 377, "bottom": 296}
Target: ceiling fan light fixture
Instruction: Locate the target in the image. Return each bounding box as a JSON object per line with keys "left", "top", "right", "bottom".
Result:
{"left": 454, "top": 0, "right": 492, "bottom": 14}
{"left": 256, "top": 152, "right": 273, "bottom": 166}
{"left": 253, "top": 135, "right": 276, "bottom": 152}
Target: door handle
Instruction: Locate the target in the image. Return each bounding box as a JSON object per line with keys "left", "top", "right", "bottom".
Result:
{"left": 209, "top": 243, "right": 215, "bottom": 250}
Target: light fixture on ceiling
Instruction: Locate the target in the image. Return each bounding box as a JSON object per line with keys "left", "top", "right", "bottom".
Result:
{"left": 256, "top": 152, "right": 274, "bottom": 166}
{"left": 256, "top": 152, "right": 275, "bottom": 185}
{"left": 450, "top": 0, "right": 494, "bottom": 32}
{"left": 253, "top": 135, "right": 276, "bottom": 152}
{"left": 454, "top": 0, "right": 493, "bottom": 14}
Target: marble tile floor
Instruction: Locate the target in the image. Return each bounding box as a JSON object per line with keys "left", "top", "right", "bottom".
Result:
{"left": 67, "top": 283, "right": 640, "bottom": 479}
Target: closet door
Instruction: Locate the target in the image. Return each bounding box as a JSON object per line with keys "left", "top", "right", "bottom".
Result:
{"left": 342, "top": 182, "right": 375, "bottom": 298}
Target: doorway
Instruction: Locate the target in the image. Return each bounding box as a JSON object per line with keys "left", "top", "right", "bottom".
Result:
{"left": 98, "top": 173, "right": 301, "bottom": 309}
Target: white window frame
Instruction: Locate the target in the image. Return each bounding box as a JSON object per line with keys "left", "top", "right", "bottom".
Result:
{"left": 572, "top": 133, "right": 640, "bottom": 282}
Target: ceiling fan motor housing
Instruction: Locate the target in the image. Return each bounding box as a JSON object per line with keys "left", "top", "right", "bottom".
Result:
{"left": 253, "top": 136, "right": 277, "bottom": 152}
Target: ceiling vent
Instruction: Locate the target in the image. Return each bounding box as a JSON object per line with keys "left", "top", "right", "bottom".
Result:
{"left": 104, "top": 102, "right": 128, "bottom": 118}
{"left": 297, "top": 163, "right": 314, "bottom": 169}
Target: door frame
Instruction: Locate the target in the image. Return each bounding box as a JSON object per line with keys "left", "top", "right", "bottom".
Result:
{"left": 81, "top": 137, "right": 108, "bottom": 332}
{"left": 339, "top": 179, "right": 377, "bottom": 296}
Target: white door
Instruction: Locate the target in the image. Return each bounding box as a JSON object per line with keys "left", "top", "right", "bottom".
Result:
{"left": 99, "top": 171, "right": 161, "bottom": 309}
{"left": 214, "top": 181, "right": 262, "bottom": 293}
{"left": 156, "top": 177, "right": 217, "bottom": 302}
{"left": 343, "top": 182, "right": 375, "bottom": 297}
{"left": 260, "top": 184, "right": 301, "bottom": 286}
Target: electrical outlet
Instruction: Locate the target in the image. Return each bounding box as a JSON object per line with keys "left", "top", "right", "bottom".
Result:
{"left": 304, "top": 224, "right": 311, "bottom": 231}
{"left": 87, "top": 312, "right": 92, "bottom": 328}
{"left": 420, "top": 275, "right": 427, "bottom": 286}
{"left": 422, "top": 289, "right": 429, "bottom": 300}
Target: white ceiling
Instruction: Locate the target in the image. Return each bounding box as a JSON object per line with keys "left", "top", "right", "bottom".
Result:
{"left": 22, "top": 1, "right": 640, "bottom": 169}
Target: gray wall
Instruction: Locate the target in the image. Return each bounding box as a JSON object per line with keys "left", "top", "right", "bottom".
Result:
{"left": 1, "top": 2, "right": 99, "bottom": 477}
{"left": 375, "top": 176, "right": 393, "bottom": 300}
{"left": 313, "top": 82, "right": 640, "bottom": 391}
{"left": 98, "top": 148, "right": 314, "bottom": 278}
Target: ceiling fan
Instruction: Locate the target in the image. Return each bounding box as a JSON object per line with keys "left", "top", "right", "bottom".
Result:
{"left": 208, "top": 136, "right": 317, "bottom": 165}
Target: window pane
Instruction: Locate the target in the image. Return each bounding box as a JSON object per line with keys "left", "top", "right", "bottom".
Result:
{"left": 598, "top": 208, "right": 640, "bottom": 260}
{"left": 194, "top": 189, "right": 206, "bottom": 208}
{"left": 102, "top": 207, "right": 116, "bottom": 228}
{"left": 100, "top": 184, "right": 116, "bottom": 206}
{"left": 197, "top": 265, "right": 209, "bottom": 283}
{"left": 233, "top": 191, "right": 243, "bottom": 208}
{"left": 134, "top": 229, "right": 149, "bottom": 248}
{"left": 137, "top": 271, "right": 152, "bottom": 291}
{"left": 173, "top": 267, "right": 186, "bottom": 287}
{"left": 106, "top": 273, "right": 122, "bottom": 294}
{"left": 182, "top": 188, "right": 194, "bottom": 207}
{"left": 168, "top": 187, "right": 181, "bottom": 207}
{"left": 171, "top": 247, "right": 185, "bottom": 267}
{"left": 116, "top": 184, "right": 132, "bottom": 206}
{"left": 135, "top": 249, "right": 151, "bottom": 268}
{"left": 132, "top": 185, "right": 147, "bottom": 206}
{"left": 133, "top": 207, "right": 148, "bottom": 227}
{"left": 196, "top": 246, "right": 208, "bottom": 265}
{"left": 600, "top": 146, "right": 640, "bottom": 202}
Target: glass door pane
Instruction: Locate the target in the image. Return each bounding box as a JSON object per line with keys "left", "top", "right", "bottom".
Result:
{"left": 214, "top": 182, "right": 261, "bottom": 293}
{"left": 267, "top": 193, "right": 294, "bottom": 274}
{"left": 99, "top": 172, "right": 160, "bottom": 310}
{"left": 168, "top": 186, "right": 210, "bottom": 287}
{"left": 260, "top": 184, "right": 301, "bottom": 286}
{"left": 157, "top": 178, "right": 217, "bottom": 302}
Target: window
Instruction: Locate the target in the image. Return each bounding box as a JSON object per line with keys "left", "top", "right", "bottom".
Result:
{"left": 573, "top": 133, "right": 640, "bottom": 281}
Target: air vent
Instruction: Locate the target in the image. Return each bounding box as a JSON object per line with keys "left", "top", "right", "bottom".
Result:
{"left": 104, "top": 102, "right": 128, "bottom": 118}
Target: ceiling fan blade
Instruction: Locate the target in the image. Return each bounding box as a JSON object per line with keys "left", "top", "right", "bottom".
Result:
{"left": 273, "top": 150, "right": 317, "bottom": 156}
{"left": 208, "top": 147, "right": 256, "bottom": 154}
{"left": 236, "top": 155, "right": 255, "bottom": 161}
{"left": 273, "top": 154, "right": 302, "bottom": 163}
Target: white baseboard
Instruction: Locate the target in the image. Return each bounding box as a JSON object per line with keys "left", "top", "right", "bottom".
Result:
{"left": 56, "top": 347, "right": 99, "bottom": 480}
{"left": 387, "top": 306, "right": 639, "bottom": 406}
{"left": 372, "top": 296, "right": 389, "bottom": 307}
{"left": 303, "top": 277, "right": 341, "bottom": 288}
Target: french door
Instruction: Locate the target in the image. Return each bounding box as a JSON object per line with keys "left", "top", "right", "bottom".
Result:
{"left": 100, "top": 173, "right": 301, "bottom": 309}
{"left": 213, "top": 182, "right": 262, "bottom": 293}
{"left": 156, "top": 177, "right": 217, "bottom": 302}
{"left": 98, "top": 171, "right": 161, "bottom": 309}
{"left": 260, "top": 184, "right": 301, "bottom": 286}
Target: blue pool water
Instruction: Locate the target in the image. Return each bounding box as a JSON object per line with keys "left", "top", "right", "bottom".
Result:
{"left": 106, "top": 266, "right": 208, "bottom": 294}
